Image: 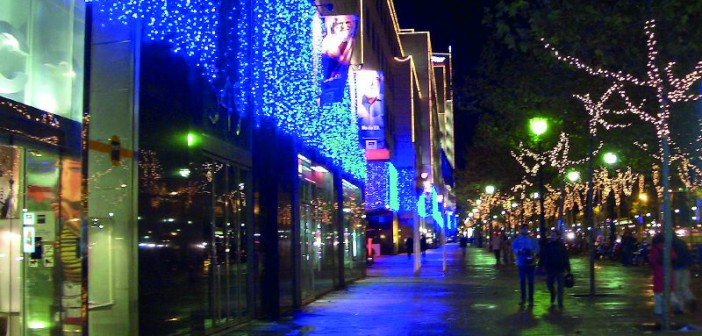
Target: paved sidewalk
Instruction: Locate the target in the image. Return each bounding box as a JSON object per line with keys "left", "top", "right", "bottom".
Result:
{"left": 226, "top": 243, "right": 702, "bottom": 335}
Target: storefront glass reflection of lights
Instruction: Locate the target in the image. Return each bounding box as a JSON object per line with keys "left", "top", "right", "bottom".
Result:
{"left": 1, "top": 0, "right": 85, "bottom": 121}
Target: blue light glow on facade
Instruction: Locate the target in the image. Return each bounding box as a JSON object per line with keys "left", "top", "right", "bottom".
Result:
{"left": 398, "top": 168, "right": 416, "bottom": 212}
{"left": 90, "top": 0, "right": 220, "bottom": 82}
{"left": 365, "top": 162, "right": 388, "bottom": 209}
{"left": 388, "top": 163, "right": 399, "bottom": 211}
{"left": 416, "top": 186, "right": 444, "bottom": 229}
{"left": 92, "top": 0, "right": 366, "bottom": 180}
{"left": 365, "top": 161, "right": 399, "bottom": 211}
{"left": 237, "top": 0, "right": 365, "bottom": 179}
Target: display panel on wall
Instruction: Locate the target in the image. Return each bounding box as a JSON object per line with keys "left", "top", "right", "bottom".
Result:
{"left": 320, "top": 14, "right": 358, "bottom": 106}
{"left": 352, "top": 70, "right": 385, "bottom": 150}
{"left": 0, "top": 146, "right": 20, "bottom": 219}
{"left": 0, "top": 0, "right": 85, "bottom": 122}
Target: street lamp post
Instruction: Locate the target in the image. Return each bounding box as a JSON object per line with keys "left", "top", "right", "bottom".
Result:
{"left": 603, "top": 152, "right": 618, "bottom": 249}
{"left": 507, "top": 202, "right": 521, "bottom": 232}
{"left": 586, "top": 150, "right": 617, "bottom": 297}
{"left": 563, "top": 171, "right": 581, "bottom": 231}
{"left": 585, "top": 136, "right": 596, "bottom": 297}
{"left": 486, "top": 185, "right": 496, "bottom": 249}
{"left": 414, "top": 172, "right": 429, "bottom": 275}
{"left": 529, "top": 118, "right": 548, "bottom": 248}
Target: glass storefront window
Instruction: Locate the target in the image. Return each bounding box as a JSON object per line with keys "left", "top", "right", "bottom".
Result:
{"left": 0, "top": 143, "right": 83, "bottom": 336}
{"left": 0, "top": 0, "right": 84, "bottom": 121}
{"left": 298, "top": 156, "right": 337, "bottom": 301}
{"left": 342, "top": 180, "right": 365, "bottom": 281}
{"left": 138, "top": 155, "right": 250, "bottom": 335}
{"left": 137, "top": 40, "right": 252, "bottom": 334}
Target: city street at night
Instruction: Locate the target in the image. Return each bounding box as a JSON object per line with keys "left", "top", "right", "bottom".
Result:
{"left": 1, "top": 1, "right": 701, "bottom": 335}
{"left": 227, "top": 244, "right": 702, "bottom": 335}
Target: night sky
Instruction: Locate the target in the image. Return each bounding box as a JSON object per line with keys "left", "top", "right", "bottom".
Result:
{"left": 393, "top": 1, "right": 486, "bottom": 170}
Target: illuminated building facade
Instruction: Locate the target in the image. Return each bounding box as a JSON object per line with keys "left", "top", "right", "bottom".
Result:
{"left": 0, "top": 0, "right": 454, "bottom": 334}
{"left": 317, "top": 0, "right": 456, "bottom": 255}
{"left": 1, "top": 0, "right": 368, "bottom": 335}
{"left": 0, "top": 1, "right": 87, "bottom": 335}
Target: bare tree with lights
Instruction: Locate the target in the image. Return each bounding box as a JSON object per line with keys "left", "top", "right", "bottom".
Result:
{"left": 544, "top": 18, "right": 702, "bottom": 328}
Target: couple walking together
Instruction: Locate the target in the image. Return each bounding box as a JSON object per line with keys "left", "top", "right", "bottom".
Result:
{"left": 512, "top": 224, "right": 571, "bottom": 307}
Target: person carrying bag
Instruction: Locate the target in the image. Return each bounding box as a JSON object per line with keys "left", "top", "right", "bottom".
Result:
{"left": 543, "top": 229, "right": 571, "bottom": 307}
{"left": 512, "top": 224, "right": 540, "bottom": 306}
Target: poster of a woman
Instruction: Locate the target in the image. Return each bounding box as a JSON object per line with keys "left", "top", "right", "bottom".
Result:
{"left": 320, "top": 15, "right": 358, "bottom": 105}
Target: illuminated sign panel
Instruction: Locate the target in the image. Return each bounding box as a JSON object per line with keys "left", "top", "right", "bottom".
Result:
{"left": 320, "top": 15, "right": 358, "bottom": 105}
{"left": 23, "top": 226, "right": 35, "bottom": 253}
{"left": 353, "top": 70, "right": 386, "bottom": 150}
{"left": 0, "top": 0, "right": 85, "bottom": 122}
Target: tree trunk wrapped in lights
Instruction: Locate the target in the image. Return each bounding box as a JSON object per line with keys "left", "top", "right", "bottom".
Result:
{"left": 544, "top": 18, "right": 702, "bottom": 329}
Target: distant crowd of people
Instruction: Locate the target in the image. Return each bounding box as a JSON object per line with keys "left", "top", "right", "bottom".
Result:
{"left": 448, "top": 224, "right": 698, "bottom": 315}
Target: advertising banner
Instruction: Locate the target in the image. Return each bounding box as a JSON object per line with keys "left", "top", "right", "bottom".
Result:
{"left": 0, "top": 146, "right": 19, "bottom": 219}
{"left": 353, "top": 70, "right": 385, "bottom": 149}
{"left": 320, "top": 15, "right": 358, "bottom": 105}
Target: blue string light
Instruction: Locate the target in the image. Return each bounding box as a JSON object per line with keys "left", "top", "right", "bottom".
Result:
{"left": 90, "top": 0, "right": 366, "bottom": 180}
{"left": 398, "top": 168, "right": 417, "bottom": 213}
{"left": 365, "top": 162, "right": 388, "bottom": 210}
{"left": 89, "top": 0, "right": 220, "bottom": 83}
{"left": 388, "top": 163, "right": 399, "bottom": 211}
{"left": 416, "top": 186, "right": 444, "bottom": 229}
{"left": 365, "top": 161, "right": 399, "bottom": 211}
{"left": 239, "top": 0, "right": 365, "bottom": 179}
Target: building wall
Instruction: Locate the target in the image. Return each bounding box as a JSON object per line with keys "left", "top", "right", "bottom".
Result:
{"left": 391, "top": 56, "right": 415, "bottom": 170}
{"left": 399, "top": 32, "right": 432, "bottom": 178}
{"left": 86, "top": 5, "right": 139, "bottom": 335}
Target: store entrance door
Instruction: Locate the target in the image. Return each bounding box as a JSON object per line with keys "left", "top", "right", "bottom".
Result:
{"left": 0, "top": 142, "right": 81, "bottom": 336}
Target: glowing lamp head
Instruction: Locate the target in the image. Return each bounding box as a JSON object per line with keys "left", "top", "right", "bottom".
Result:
{"left": 485, "top": 185, "right": 495, "bottom": 195}
{"left": 529, "top": 117, "right": 548, "bottom": 137}
{"left": 186, "top": 132, "right": 201, "bottom": 148}
{"left": 638, "top": 193, "right": 648, "bottom": 202}
{"left": 603, "top": 152, "right": 618, "bottom": 165}
{"left": 566, "top": 171, "right": 580, "bottom": 183}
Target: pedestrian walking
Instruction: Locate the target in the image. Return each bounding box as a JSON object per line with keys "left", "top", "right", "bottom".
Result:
{"left": 420, "top": 235, "right": 428, "bottom": 257}
{"left": 500, "top": 232, "right": 512, "bottom": 265}
{"left": 512, "top": 224, "right": 540, "bottom": 306}
{"left": 405, "top": 237, "right": 414, "bottom": 259}
{"left": 621, "top": 229, "right": 637, "bottom": 266}
{"left": 459, "top": 235, "right": 468, "bottom": 257}
{"left": 648, "top": 233, "right": 681, "bottom": 316}
{"left": 672, "top": 235, "right": 697, "bottom": 313}
{"left": 491, "top": 232, "right": 502, "bottom": 265}
{"left": 542, "top": 229, "right": 571, "bottom": 307}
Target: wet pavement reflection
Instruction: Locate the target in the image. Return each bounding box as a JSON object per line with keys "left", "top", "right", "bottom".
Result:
{"left": 227, "top": 243, "right": 702, "bottom": 335}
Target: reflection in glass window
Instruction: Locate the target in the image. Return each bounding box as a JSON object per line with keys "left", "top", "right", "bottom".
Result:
{"left": 298, "top": 156, "right": 338, "bottom": 300}
{"left": 0, "top": 0, "right": 84, "bottom": 121}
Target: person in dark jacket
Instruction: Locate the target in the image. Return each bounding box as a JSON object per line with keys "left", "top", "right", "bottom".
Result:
{"left": 621, "top": 229, "right": 637, "bottom": 266}
{"left": 672, "top": 235, "right": 697, "bottom": 313}
{"left": 405, "top": 237, "right": 414, "bottom": 259}
{"left": 459, "top": 235, "right": 469, "bottom": 257}
{"left": 420, "top": 235, "right": 428, "bottom": 257}
{"left": 542, "top": 229, "right": 571, "bottom": 307}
